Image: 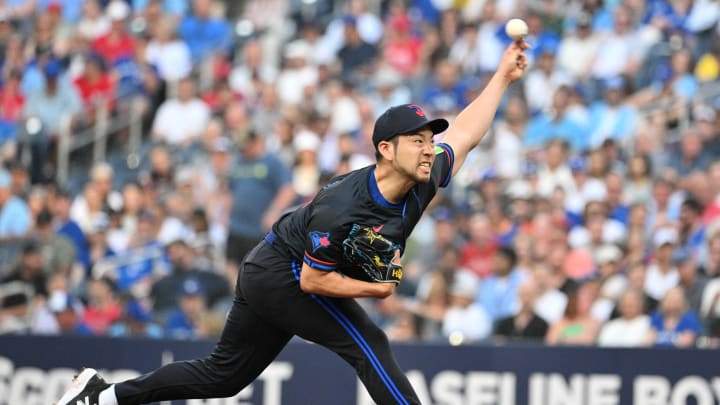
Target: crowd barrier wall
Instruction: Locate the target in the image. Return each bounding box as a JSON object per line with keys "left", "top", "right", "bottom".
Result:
{"left": 1, "top": 335, "right": 718, "bottom": 405}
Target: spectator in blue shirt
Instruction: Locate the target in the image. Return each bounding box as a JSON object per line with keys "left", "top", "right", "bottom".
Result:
{"left": 227, "top": 130, "right": 295, "bottom": 269}
{"left": 150, "top": 238, "right": 230, "bottom": 316}
{"left": 100, "top": 209, "right": 169, "bottom": 292}
{"left": 643, "top": 0, "right": 693, "bottom": 34}
{"left": 22, "top": 59, "right": 82, "bottom": 183}
{"left": 21, "top": 51, "right": 57, "bottom": 99}
{"left": 133, "top": 0, "right": 188, "bottom": 16}
{"left": 422, "top": 59, "right": 467, "bottom": 114}
{"left": 0, "top": 120, "right": 16, "bottom": 154}
{"left": 524, "top": 86, "right": 588, "bottom": 151}
{"left": 648, "top": 287, "right": 702, "bottom": 347}
{"left": 563, "top": 5, "right": 614, "bottom": 33}
{"left": 521, "top": 12, "right": 561, "bottom": 64}
{"left": 476, "top": 246, "right": 526, "bottom": 322}
{"left": 666, "top": 49, "right": 698, "bottom": 100}
{"left": 23, "top": 59, "right": 83, "bottom": 128}
{"left": 178, "top": 0, "right": 233, "bottom": 63}
{"left": 48, "top": 290, "right": 94, "bottom": 336}
{"left": 337, "top": 15, "right": 377, "bottom": 78}
{"left": 587, "top": 76, "right": 638, "bottom": 149}
{"left": 165, "top": 278, "right": 207, "bottom": 339}
{"left": 668, "top": 128, "right": 711, "bottom": 178}
{"left": 0, "top": 170, "right": 30, "bottom": 240}
{"left": 679, "top": 198, "right": 706, "bottom": 262}
{"left": 51, "top": 189, "right": 90, "bottom": 272}
{"left": 423, "top": 59, "right": 468, "bottom": 113}
{"left": 112, "top": 54, "right": 160, "bottom": 101}
{"left": 410, "top": 0, "right": 441, "bottom": 25}
{"left": 108, "top": 299, "right": 164, "bottom": 338}
{"left": 605, "top": 172, "right": 630, "bottom": 226}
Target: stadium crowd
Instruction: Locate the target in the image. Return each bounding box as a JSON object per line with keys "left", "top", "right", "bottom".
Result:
{"left": 1, "top": 0, "right": 720, "bottom": 349}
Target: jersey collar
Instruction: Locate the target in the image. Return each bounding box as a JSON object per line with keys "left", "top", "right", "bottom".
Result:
{"left": 369, "top": 168, "right": 403, "bottom": 209}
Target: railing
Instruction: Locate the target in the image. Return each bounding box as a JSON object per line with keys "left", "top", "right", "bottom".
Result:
{"left": 55, "top": 114, "right": 73, "bottom": 185}
{"left": 53, "top": 57, "right": 218, "bottom": 185}
{"left": 55, "top": 95, "right": 146, "bottom": 185}
{"left": 635, "top": 79, "right": 720, "bottom": 142}
{"left": 51, "top": 72, "right": 720, "bottom": 187}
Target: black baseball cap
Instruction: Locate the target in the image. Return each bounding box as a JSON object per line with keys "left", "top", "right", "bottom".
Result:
{"left": 372, "top": 104, "right": 449, "bottom": 149}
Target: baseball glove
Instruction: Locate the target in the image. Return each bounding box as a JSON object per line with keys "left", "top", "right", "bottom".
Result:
{"left": 342, "top": 224, "right": 403, "bottom": 284}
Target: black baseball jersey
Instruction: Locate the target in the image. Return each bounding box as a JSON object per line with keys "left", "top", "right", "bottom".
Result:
{"left": 268, "top": 143, "right": 455, "bottom": 281}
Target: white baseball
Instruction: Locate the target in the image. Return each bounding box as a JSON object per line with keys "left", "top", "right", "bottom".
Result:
{"left": 505, "top": 18, "right": 528, "bottom": 40}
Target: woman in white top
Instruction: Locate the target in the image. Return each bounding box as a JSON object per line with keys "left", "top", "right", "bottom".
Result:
{"left": 145, "top": 17, "right": 192, "bottom": 83}
{"left": 597, "top": 289, "right": 651, "bottom": 347}
{"left": 77, "top": 0, "right": 111, "bottom": 41}
{"left": 491, "top": 96, "right": 528, "bottom": 179}
{"left": 623, "top": 153, "right": 654, "bottom": 205}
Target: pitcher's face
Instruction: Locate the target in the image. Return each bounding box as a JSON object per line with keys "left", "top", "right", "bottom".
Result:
{"left": 390, "top": 129, "right": 435, "bottom": 183}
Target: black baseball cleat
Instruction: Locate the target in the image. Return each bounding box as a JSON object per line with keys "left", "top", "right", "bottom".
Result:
{"left": 56, "top": 368, "right": 110, "bottom": 405}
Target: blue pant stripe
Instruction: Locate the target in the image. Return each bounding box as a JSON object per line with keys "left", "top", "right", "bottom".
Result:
{"left": 291, "top": 262, "right": 408, "bottom": 405}
{"left": 316, "top": 295, "right": 409, "bottom": 405}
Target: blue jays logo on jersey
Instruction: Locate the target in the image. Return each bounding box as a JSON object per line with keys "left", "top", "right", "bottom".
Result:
{"left": 309, "top": 231, "right": 331, "bottom": 252}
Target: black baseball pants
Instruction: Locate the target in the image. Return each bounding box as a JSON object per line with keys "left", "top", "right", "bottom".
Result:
{"left": 115, "top": 240, "right": 420, "bottom": 405}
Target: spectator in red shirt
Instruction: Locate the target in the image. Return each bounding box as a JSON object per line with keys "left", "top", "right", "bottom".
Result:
{"left": 201, "top": 79, "right": 240, "bottom": 114}
{"left": 703, "top": 162, "right": 720, "bottom": 223}
{"left": 0, "top": 69, "right": 24, "bottom": 123}
{"left": 92, "top": 1, "right": 135, "bottom": 65}
{"left": 460, "top": 214, "right": 499, "bottom": 278}
{"left": 382, "top": 14, "right": 421, "bottom": 77}
{"left": 82, "top": 277, "right": 122, "bottom": 335}
{"left": 73, "top": 54, "right": 115, "bottom": 119}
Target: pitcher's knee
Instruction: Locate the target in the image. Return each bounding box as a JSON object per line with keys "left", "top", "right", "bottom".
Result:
{"left": 210, "top": 384, "right": 244, "bottom": 398}
{"left": 362, "top": 322, "right": 391, "bottom": 348}
{"left": 204, "top": 372, "right": 246, "bottom": 398}
{"left": 198, "top": 359, "right": 247, "bottom": 397}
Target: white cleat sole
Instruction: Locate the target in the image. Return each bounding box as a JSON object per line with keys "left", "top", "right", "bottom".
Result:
{"left": 57, "top": 368, "right": 98, "bottom": 405}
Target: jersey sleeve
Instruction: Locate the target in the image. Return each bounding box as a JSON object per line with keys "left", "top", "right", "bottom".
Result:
{"left": 433, "top": 143, "right": 455, "bottom": 188}
{"left": 410, "top": 142, "right": 455, "bottom": 214}
{"left": 302, "top": 205, "right": 345, "bottom": 272}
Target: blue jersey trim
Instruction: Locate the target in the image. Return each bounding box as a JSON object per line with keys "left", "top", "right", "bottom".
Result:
{"left": 291, "top": 262, "right": 410, "bottom": 405}
{"left": 264, "top": 230, "right": 276, "bottom": 245}
{"left": 436, "top": 143, "right": 454, "bottom": 188}
{"left": 369, "top": 169, "right": 403, "bottom": 209}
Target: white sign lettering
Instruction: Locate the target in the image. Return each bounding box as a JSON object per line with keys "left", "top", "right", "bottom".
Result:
{"left": 634, "top": 375, "right": 720, "bottom": 405}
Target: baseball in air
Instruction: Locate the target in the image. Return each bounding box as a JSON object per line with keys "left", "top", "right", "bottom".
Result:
{"left": 505, "top": 18, "right": 528, "bottom": 40}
